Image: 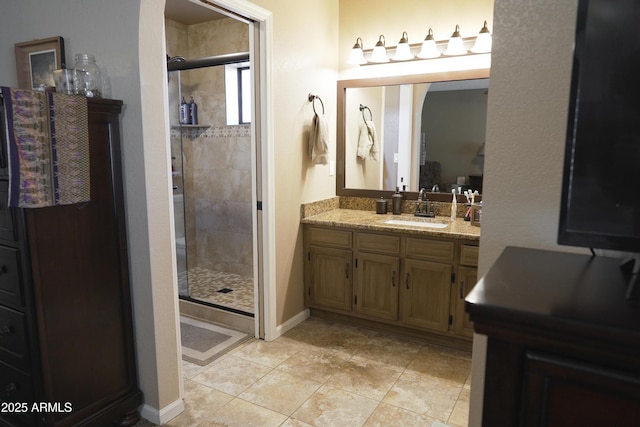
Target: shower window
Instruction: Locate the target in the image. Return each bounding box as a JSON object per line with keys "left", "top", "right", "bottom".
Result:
{"left": 225, "top": 62, "right": 251, "bottom": 125}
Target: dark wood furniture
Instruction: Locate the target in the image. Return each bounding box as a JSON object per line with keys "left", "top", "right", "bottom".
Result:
{"left": 466, "top": 246, "right": 640, "bottom": 426}
{"left": 0, "top": 97, "right": 142, "bottom": 426}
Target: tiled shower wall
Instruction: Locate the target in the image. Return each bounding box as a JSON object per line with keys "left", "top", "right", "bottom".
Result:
{"left": 166, "top": 17, "right": 253, "bottom": 278}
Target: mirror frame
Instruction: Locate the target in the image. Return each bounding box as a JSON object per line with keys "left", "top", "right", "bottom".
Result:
{"left": 336, "top": 68, "right": 490, "bottom": 202}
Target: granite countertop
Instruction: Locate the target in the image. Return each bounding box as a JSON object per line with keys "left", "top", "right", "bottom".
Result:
{"left": 301, "top": 209, "right": 480, "bottom": 240}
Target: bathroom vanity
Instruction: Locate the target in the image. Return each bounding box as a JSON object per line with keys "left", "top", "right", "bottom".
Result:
{"left": 302, "top": 207, "right": 479, "bottom": 349}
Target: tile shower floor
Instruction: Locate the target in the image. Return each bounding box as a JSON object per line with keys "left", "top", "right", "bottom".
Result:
{"left": 180, "top": 267, "right": 254, "bottom": 314}
{"left": 134, "top": 317, "right": 471, "bottom": 427}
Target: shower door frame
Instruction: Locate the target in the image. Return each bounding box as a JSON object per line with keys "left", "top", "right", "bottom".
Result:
{"left": 167, "top": 0, "right": 275, "bottom": 341}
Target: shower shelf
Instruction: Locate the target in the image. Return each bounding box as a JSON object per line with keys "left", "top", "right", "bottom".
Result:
{"left": 171, "top": 125, "right": 210, "bottom": 130}
{"left": 171, "top": 124, "right": 211, "bottom": 138}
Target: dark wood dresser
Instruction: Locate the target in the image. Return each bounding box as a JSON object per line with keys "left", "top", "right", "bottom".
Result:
{"left": 0, "top": 98, "right": 142, "bottom": 426}
{"left": 466, "top": 246, "right": 640, "bottom": 426}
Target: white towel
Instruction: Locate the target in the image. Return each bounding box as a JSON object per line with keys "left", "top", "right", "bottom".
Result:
{"left": 310, "top": 113, "right": 328, "bottom": 165}
{"left": 357, "top": 120, "right": 378, "bottom": 161}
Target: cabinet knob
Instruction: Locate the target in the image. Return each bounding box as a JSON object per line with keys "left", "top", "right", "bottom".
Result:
{"left": 405, "top": 273, "right": 410, "bottom": 290}
{"left": 0, "top": 265, "right": 8, "bottom": 275}
{"left": 392, "top": 271, "right": 396, "bottom": 287}
{"left": 0, "top": 325, "right": 13, "bottom": 337}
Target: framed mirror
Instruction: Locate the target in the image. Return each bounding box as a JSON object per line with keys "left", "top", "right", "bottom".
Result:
{"left": 336, "top": 69, "right": 490, "bottom": 201}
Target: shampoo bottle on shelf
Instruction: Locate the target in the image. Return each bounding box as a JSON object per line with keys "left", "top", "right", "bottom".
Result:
{"left": 189, "top": 96, "right": 198, "bottom": 125}
{"left": 179, "top": 96, "right": 189, "bottom": 124}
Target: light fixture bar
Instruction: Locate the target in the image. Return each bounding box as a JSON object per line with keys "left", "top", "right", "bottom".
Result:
{"left": 358, "top": 36, "right": 485, "bottom": 66}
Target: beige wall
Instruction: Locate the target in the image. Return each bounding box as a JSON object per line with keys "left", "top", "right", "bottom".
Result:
{"left": 469, "top": 1, "right": 580, "bottom": 425}
{"left": 250, "top": 0, "right": 340, "bottom": 324}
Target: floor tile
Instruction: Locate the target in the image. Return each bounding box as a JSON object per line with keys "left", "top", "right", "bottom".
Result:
{"left": 229, "top": 336, "right": 301, "bottom": 368}
{"left": 181, "top": 359, "right": 206, "bottom": 379}
{"left": 239, "top": 370, "right": 321, "bottom": 415}
{"left": 447, "top": 387, "right": 470, "bottom": 427}
{"left": 406, "top": 345, "right": 471, "bottom": 385}
{"left": 291, "top": 385, "right": 379, "bottom": 427}
{"left": 363, "top": 402, "right": 439, "bottom": 427}
{"left": 383, "top": 371, "right": 462, "bottom": 420}
{"left": 133, "top": 317, "right": 471, "bottom": 427}
{"left": 206, "top": 397, "right": 287, "bottom": 427}
{"left": 354, "top": 333, "right": 423, "bottom": 369}
{"left": 276, "top": 348, "right": 351, "bottom": 383}
{"left": 191, "top": 355, "right": 271, "bottom": 395}
{"left": 162, "top": 380, "right": 233, "bottom": 426}
{"left": 324, "top": 355, "right": 403, "bottom": 400}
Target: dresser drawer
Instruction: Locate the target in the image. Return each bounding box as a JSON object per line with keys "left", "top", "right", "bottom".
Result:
{"left": 0, "top": 305, "right": 30, "bottom": 370}
{"left": 404, "top": 237, "right": 455, "bottom": 262}
{"left": 305, "top": 227, "right": 352, "bottom": 248}
{"left": 0, "top": 246, "right": 24, "bottom": 309}
{"left": 0, "top": 360, "right": 35, "bottom": 426}
{"left": 357, "top": 232, "right": 400, "bottom": 254}
{"left": 0, "top": 181, "right": 17, "bottom": 242}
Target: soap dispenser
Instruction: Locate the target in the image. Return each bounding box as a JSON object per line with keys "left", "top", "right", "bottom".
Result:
{"left": 392, "top": 187, "right": 403, "bottom": 215}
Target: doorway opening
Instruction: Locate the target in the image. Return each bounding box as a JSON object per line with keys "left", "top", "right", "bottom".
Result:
{"left": 165, "top": 0, "right": 264, "bottom": 336}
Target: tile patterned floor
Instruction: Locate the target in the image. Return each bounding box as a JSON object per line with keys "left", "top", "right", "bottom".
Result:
{"left": 180, "top": 267, "right": 254, "bottom": 313}
{"left": 134, "top": 317, "right": 471, "bottom": 427}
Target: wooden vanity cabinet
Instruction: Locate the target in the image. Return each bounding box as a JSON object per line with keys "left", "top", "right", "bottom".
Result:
{"left": 0, "top": 98, "right": 142, "bottom": 427}
{"left": 354, "top": 233, "right": 400, "bottom": 321}
{"left": 304, "top": 224, "right": 479, "bottom": 343}
{"left": 401, "top": 237, "right": 454, "bottom": 332}
{"left": 304, "top": 227, "right": 353, "bottom": 312}
{"left": 453, "top": 242, "right": 479, "bottom": 338}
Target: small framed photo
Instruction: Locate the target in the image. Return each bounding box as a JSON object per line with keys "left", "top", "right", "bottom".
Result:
{"left": 14, "top": 36, "right": 66, "bottom": 90}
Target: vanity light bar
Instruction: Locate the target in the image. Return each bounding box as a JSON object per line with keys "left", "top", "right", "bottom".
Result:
{"left": 348, "top": 23, "right": 492, "bottom": 66}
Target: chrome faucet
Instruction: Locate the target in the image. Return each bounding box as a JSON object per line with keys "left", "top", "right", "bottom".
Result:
{"left": 415, "top": 188, "right": 435, "bottom": 217}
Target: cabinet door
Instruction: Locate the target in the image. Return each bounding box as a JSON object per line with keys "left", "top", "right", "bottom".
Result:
{"left": 308, "top": 246, "right": 352, "bottom": 312}
{"left": 401, "top": 259, "right": 451, "bottom": 332}
{"left": 354, "top": 252, "right": 399, "bottom": 321}
{"left": 454, "top": 266, "right": 477, "bottom": 338}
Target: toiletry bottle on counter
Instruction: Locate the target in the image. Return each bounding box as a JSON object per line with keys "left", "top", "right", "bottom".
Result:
{"left": 392, "top": 187, "right": 403, "bottom": 215}
{"left": 179, "top": 96, "right": 189, "bottom": 124}
{"left": 451, "top": 189, "right": 457, "bottom": 220}
{"left": 189, "top": 96, "right": 198, "bottom": 125}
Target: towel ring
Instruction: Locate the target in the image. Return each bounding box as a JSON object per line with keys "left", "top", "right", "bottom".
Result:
{"left": 359, "top": 104, "right": 372, "bottom": 121}
{"left": 308, "top": 93, "right": 325, "bottom": 115}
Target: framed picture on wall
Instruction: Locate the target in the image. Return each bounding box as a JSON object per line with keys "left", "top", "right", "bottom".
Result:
{"left": 14, "top": 36, "right": 66, "bottom": 90}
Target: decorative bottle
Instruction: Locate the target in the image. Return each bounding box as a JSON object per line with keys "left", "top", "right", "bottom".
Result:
{"left": 392, "top": 187, "right": 403, "bottom": 215}
{"left": 179, "top": 97, "right": 189, "bottom": 124}
{"left": 189, "top": 96, "right": 198, "bottom": 125}
{"left": 451, "top": 189, "right": 457, "bottom": 220}
{"left": 73, "top": 53, "right": 102, "bottom": 97}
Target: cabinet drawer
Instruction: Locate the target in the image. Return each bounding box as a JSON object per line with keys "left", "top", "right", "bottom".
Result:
{"left": 0, "top": 360, "right": 34, "bottom": 416}
{"left": 405, "top": 237, "right": 454, "bottom": 262}
{"left": 460, "top": 244, "right": 479, "bottom": 267}
{"left": 0, "top": 305, "right": 30, "bottom": 370}
{"left": 357, "top": 232, "right": 400, "bottom": 254}
{"left": 0, "top": 246, "right": 24, "bottom": 309}
{"left": 306, "top": 227, "right": 352, "bottom": 248}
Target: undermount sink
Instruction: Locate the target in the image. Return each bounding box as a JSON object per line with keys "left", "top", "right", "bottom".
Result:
{"left": 384, "top": 219, "right": 449, "bottom": 229}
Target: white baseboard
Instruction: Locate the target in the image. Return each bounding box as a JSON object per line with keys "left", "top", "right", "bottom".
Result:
{"left": 268, "top": 308, "right": 309, "bottom": 341}
{"left": 139, "top": 398, "right": 185, "bottom": 425}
